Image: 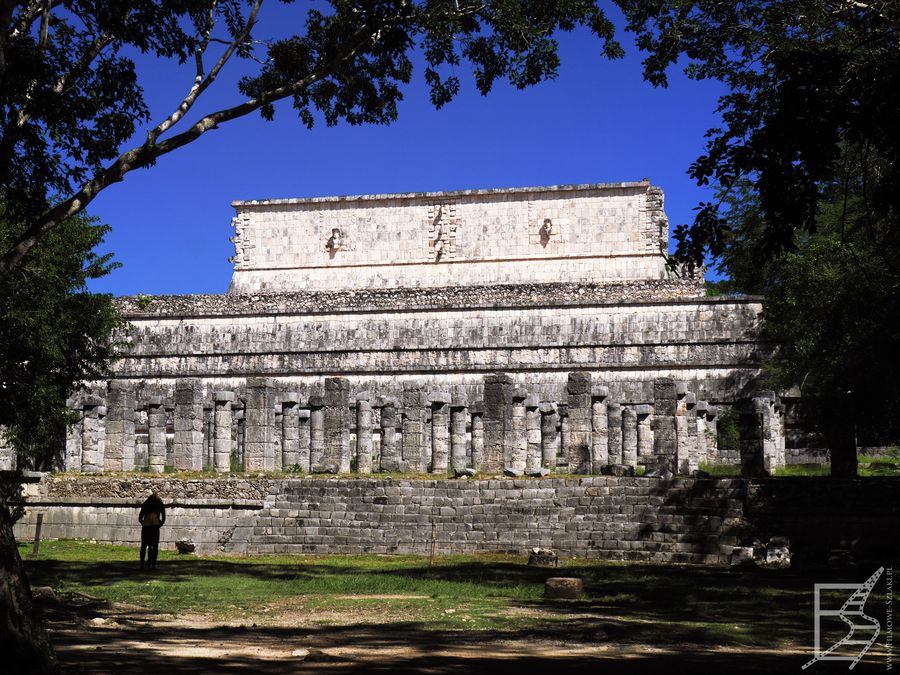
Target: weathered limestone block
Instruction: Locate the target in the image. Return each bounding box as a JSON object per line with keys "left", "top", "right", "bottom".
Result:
{"left": 678, "top": 391, "right": 699, "bottom": 473}
{"left": 323, "top": 377, "right": 351, "bottom": 473}
{"left": 281, "top": 392, "right": 301, "bottom": 470}
{"left": 429, "top": 392, "right": 451, "bottom": 474}
{"left": 213, "top": 391, "right": 234, "bottom": 474}
{"left": 544, "top": 577, "right": 583, "bottom": 599}
{"left": 525, "top": 396, "right": 541, "bottom": 473}
{"left": 622, "top": 406, "right": 638, "bottom": 467}
{"left": 590, "top": 386, "right": 609, "bottom": 474}
{"left": 508, "top": 394, "right": 527, "bottom": 473}
{"left": 356, "top": 393, "right": 373, "bottom": 474}
{"left": 244, "top": 377, "right": 275, "bottom": 472}
{"left": 636, "top": 404, "right": 654, "bottom": 464}
{"left": 539, "top": 402, "right": 559, "bottom": 470}
{"left": 80, "top": 396, "right": 104, "bottom": 473}
{"left": 105, "top": 380, "right": 136, "bottom": 472}
{"left": 483, "top": 373, "right": 513, "bottom": 473}
{"left": 450, "top": 398, "right": 468, "bottom": 474}
{"left": 606, "top": 402, "right": 622, "bottom": 465}
{"left": 233, "top": 405, "right": 244, "bottom": 468}
{"left": 147, "top": 396, "right": 166, "bottom": 474}
{"left": 566, "top": 372, "right": 592, "bottom": 474}
{"left": 757, "top": 391, "right": 785, "bottom": 473}
{"left": 469, "top": 402, "right": 485, "bottom": 471}
{"left": 378, "top": 398, "right": 400, "bottom": 472}
{"left": 309, "top": 395, "right": 325, "bottom": 471}
{"left": 652, "top": 377, "right": 677, "bottom": 473}
{"left": 402, "top": 382, "right": 427, "bottom": 473}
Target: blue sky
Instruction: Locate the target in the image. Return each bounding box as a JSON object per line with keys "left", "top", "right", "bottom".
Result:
{"left": 86, "top": 3, "right": 726, "bottom": 296}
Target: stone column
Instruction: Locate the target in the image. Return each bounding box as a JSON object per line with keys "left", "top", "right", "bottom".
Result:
{"left": 201, "top": 403, "right": 212, "bottom": 469}
{"left": 739, "top": 396, "right": 768, "bottom": 477}
{"left": 696, "top": 400, "right": 709, "bottom": 467}
{"left": 636, "top": 404, "right": 654, "bottom": 465}
{"left": 606, "top": 402, "right": 622, "bottom": 465}
{"left": 309, "top": 395, "right": 325, "bottom": 472}
{"left": 652, "top": 377, "right": 678, "bottom": 473}
{"left": 675, "top": 384, "right": 690, "bottom": 474}
{"left": 298, "top": 408, "right": 311, "bottom": 472}
{"left": 525, "top": 396, "right": 541, "bottom": 474}
{"left": 566, "top": 373, "right": 592, "bottom": 474}
{"left": 323, "top": 376, "right": 351, "bottom": 473}
{"left": 622, "top": 405, "right": 638, "bottom": 467}
{"left": 450, "top": 396, "right": 468, "bottom": 474}
{"left": 378, "top": 398, "right": 400, "bottom": 472}
{"left": 757, "top": 391, "right": 783, "bottom": 473}
{"left": 506, "top": 393, "right": 527, "bottom": 475}
{"left": 273, "top": 400, "right": 283, "bottom": 472}
{"left": 134, "top": 407, "right": 148, "bottom": 471}
{"left": 482, "top": 373, "right": 513, "bottom": 474}
{"left": 243, "top": 377, "right": 275, "bottom": 472}
{"left": 590, "top": 386, "right": 609, "bottom": 474}
{"left": 539, "top": 402, "right": 559, "bottom": 470}
{"left": 401, "top": 382, "right": 427, "bottom": 473}
{"left": 774, "top": 401, "right": 786, "bottom": 469}
{"left": 558, "top": 403, "right": 570, "bottom": 469}
{"left": 233, "top": 404, "right": 244, "bottom": 468}
{"left": 81, "top": 396, "right": 104, "bottom": 473}
{"left": 147, "top": 396, "right": 166, "bottom": 474}
{"left": 165, "top": 404, "right": 175, "bottom": 467}
{"left": 0, "top": 427, "right": 14, "bottom": 471}
{"left": 174, "top": 378, "right": 204, "bottom": 472}
{"left": 469, "top": 402, "right": 485, "bottom": 471}
{"left": 213, "top": 391, "right": 234, "bottom": 474}
{"left": 64, "top": 400, "right": 83, "bottom": 472}
{"left": 356, "top": 392, "right": 373, "bottom": 474}
{"left": 281, "top": 393, "right": 301, "bottom": 470}
{"left": 429, "top": 392, "right": 451, "bottom": 474}
{"left": 105, "top": 380, "right": 136, "bottom": 472}
{"left": 705, "top": 405, "right": 719, "bottom": 463}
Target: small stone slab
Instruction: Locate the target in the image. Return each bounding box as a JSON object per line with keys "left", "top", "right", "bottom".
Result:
{"left": 545, "top": 577, "right": 583, "bottom": 599}
{"left": 526, "top": 467, "right": 551, "bottom": 477}
{"left": 503, "top": 467, "right": 524, "bottom": 477}
{"left": 528, "top": 548, "right": 558, "bottom": 567}
{"left": 454, "top": 468, "right": 477, "bottom": 478}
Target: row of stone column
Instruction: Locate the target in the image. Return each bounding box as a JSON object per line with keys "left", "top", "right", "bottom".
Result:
{"left": 60, "top": 374, "right": 739, "bottom": 476}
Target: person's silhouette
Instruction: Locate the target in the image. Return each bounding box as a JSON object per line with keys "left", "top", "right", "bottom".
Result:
{"left": 138, "top": 491, "right": 166, "bottom": 570}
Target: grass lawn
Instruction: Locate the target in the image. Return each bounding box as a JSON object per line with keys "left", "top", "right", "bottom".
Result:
{"left": 20, "top": 539, "right": 864, "bottom": 650}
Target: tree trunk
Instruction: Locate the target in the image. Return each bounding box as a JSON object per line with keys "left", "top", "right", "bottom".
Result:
{"left": 0, "top": 502, "right": 58, "bottom": 673}
{"left": 826, "top": 395, "right": 858, "bottom": 479}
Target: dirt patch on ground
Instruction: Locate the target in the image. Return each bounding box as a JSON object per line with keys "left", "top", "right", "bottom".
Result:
{"left": 33, "top": 593, "right": 876, "bottom": 674}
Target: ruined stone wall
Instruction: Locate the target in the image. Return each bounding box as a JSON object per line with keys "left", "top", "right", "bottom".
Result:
{"left": 111, "top": 286, "right": 766, "bottom": 405}
{"left": 14, "top": 476, "right": 898, "bottom": 564}
{"left": 229, "top": 182, "right": 669, "bottom": 292}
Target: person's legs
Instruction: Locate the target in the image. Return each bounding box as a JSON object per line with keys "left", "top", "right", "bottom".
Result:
{"left": 140, "top": 527, "right": 149, "bottom": 569}
{"left": 148, "top": 526, "right": 160, "bottom": 569}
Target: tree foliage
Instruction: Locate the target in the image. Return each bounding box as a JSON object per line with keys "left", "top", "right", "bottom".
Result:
{"left": 618, "top": 0, "right": 900, "bottom": 270}
{"left": 0, "top": 0, "right": 622, "bottom": 275}
{"left": 0, "top": 206, "right": 121, "bottom": 466}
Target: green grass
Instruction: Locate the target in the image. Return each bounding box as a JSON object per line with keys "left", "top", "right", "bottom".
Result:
{"left": 20, "top": 539, "right": 856, "bottom": 647}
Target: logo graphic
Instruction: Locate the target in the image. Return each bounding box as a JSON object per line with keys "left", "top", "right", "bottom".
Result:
{"left": 802, "top": 566, "right": 884, "bottom": 670}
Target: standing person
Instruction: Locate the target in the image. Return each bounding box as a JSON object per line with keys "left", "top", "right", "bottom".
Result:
{"left": 138, "top": 491, "right": 166, "bottom": 571}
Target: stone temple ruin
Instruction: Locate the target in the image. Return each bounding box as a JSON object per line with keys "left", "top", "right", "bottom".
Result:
{"left": 1, "top": 180, "right": 790, "bottom": 478}
{"left": 12, "top": 181, "right": 897, "bottom": 564}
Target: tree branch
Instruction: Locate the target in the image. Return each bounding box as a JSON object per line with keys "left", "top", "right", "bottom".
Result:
{"left": 146, "top": 0, "right": 262, "bottom": 146}
{"left": 0, "top": 15, "right": 382, "bottom": 277}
